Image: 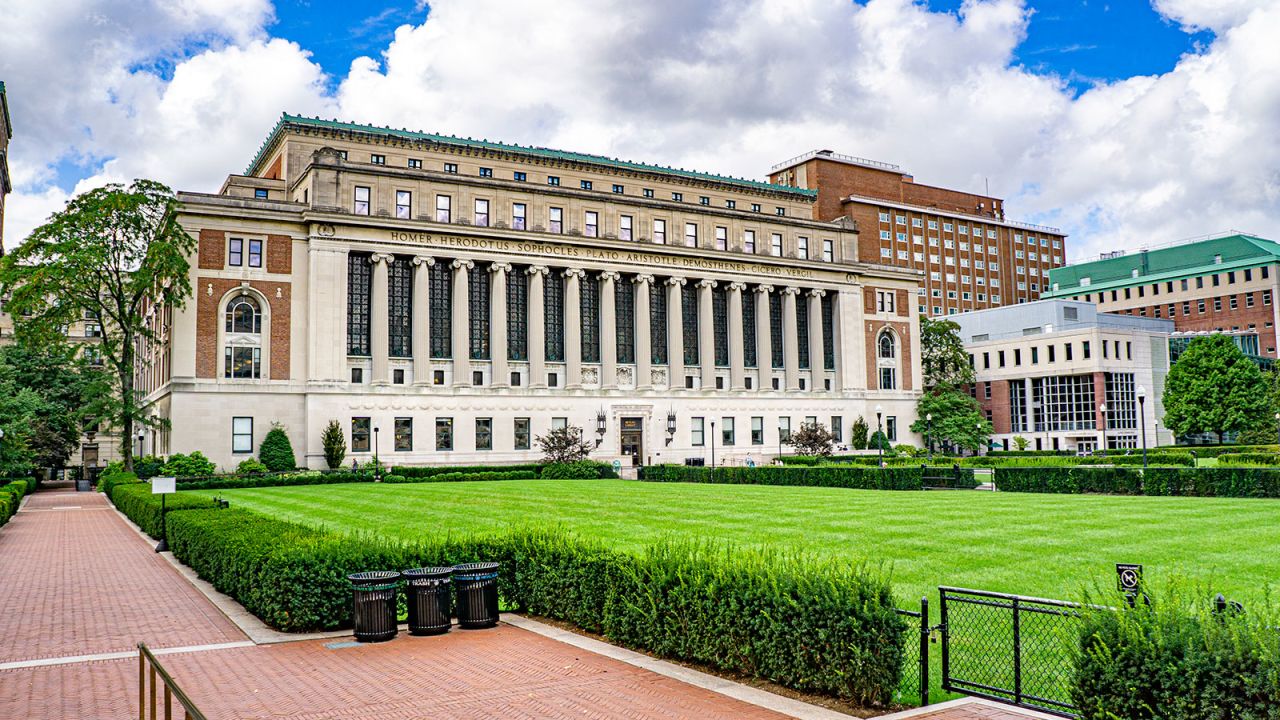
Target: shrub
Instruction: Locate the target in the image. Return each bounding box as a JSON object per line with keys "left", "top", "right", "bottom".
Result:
{"left": 640, "top": 464, "right": 949, "bottom": 490}
{"left": 258, "top": 425, "right": 297, "bottom": 472}
{"left": 850, "top": 416, "right": 869, "bottom": 450}
{"left": 321, "top": 420, "right": 346, "bottom": 470}
{"left": 536, "top": 425, "right": 594, "bottom": 464}
{"left": 134, "top": 455, "right": 165, "bottom": 480}
{"left": 99, "top": 470, "right": 140, "bottom": 498}
{"left": 235, "top": 458, "right": 270, "bottom": 475}
{"left": 1144, "top": 467, "right": 1280, "bottom": 498}
{"left": 541, "top": 461, "right": 603, "bottom": 479}
{"left": 108, "top": 482, "right": 219, "bottom": 538}
{"left": 1216, "top": 452, "right": 1280, "bottom": 467}
{"left": 995, "top": 467, "right": 1144, "bottom": 494}
{"left": 790, "top": 421, "right": 835, "bottom": 457}
{"left": 162, "top": 451, "right": 217, "bottom": 477}
{"left": 165, "top": 509, "right": 906, "bottom": 705}
{"left": 382, "top": 470, "right": 538, "bottom": 484}
{"left": 391, "top": 463, "right": 545, "bottom": 479}
{"left": 177, "top": 470, "right": 368, "bottom": 491}
{"left": 1074, "top": 589, "right": 1280, "bottom": 719}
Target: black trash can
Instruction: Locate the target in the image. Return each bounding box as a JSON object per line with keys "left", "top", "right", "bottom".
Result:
{"left": 403, "top": 566, "right": 453, "bottom": 636}
{"left": 348, "top": 571, "right": 400, "bottom": 642}
{"left": 453, "top": 562, "right": 500, "bottom": 629}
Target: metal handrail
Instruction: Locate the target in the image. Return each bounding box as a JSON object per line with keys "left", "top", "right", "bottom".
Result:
{"left": 138, "top": 643, "right": 207, "bottom": 720}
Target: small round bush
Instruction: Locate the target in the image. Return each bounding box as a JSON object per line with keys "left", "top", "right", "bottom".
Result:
{"left": 161, "top": 451, "right": 217, "bottom": 478}
{"left": 541, "top": 461, "right": 601, "bottom": 479}
{"left": 236, "top": 458, "right": 270, "bottom": 475}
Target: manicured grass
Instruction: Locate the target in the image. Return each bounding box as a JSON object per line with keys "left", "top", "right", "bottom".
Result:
{"left": 196, "top": 479, "right": 1280, "bottom": 606}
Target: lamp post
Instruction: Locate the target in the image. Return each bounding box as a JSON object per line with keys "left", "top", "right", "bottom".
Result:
{"left": 710, "top": 421, "right": 717, "bottom": 471}
{"left": 875, "top": 404, "right": 884, "bottom": 468}
{"left": 1099, "top": 403, "right": 1108, "bottom": 457}
{"left": 1137, "top": 386, "right": 1148, "bottom": 468}
{"left": 373, "top": 426, "right": 380, "bottom": 479}
{"left": 926, "top": 413, "right": 933, "bottom": 461}
{"left": 137, "top": 429, "right": 146, "bottom": 459}
{"left": 976, "top": 420, "right": 983, "bottom": 457}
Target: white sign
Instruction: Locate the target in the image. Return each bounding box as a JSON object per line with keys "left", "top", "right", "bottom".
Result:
{"left": 151, "top": 477, "right": 176, "bottom": 494}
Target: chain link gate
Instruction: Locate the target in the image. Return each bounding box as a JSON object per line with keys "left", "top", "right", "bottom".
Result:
{"left": 938, "top": 587, "right": 1083, "bottom": 717}
{"left": 894, "top": 597, "right": 931, "bottom": 708}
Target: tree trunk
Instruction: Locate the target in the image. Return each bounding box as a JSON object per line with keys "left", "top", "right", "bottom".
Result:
{"left": 120, "top": 332, "right": 136, "bottom": 472}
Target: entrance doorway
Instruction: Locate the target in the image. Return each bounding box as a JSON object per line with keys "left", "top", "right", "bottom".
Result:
{"left": 81, "top": 443, "right": 99, "bottom": 468}
{"left": 620, "top": 417, "right": 644, "bottom": 467}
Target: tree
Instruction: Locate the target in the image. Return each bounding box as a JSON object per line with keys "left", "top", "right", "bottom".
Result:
{"left": 1163, "top": 334, "right": 1270, "bottom": 443}
{"left": 919, "top": 315, "right": 975, "bottom": 390}
{"left": 322, "top": 420, "right": 346, "bottom": 469}
{"left": 0, "top": 337, "right": 108, "bottom": 471}
{"left": 1012, "top": 435, "right": 1030, "bottom": 451}
{"left": 0, "top": 180, "right": 196, "bottom": 471}
{"left": 910, "top": 388, "right": 992, "bottom": 453}
{"left": 791, "top": 422, "right": 835, "bottom": 457}
{"left": 850, "top": 416, "right": 869, "bottom": 450}
{"left": 868, "top": 430, "right": 891, "bottom": 451}
{"left": 258, "top": 424, "right": 297, "bottom": 471}
{"left": 536, "top": 425, "right": 594, "bottom": 464}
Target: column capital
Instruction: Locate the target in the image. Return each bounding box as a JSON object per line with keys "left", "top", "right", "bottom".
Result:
{"left": 599, "top": 270, "right": 621, "bottom": 282}
{"left": 411, "top": 255, "right": 435, "bottom": 267}
{"left": 665, "top": 276, "right": 687, "bottom": 287}
{"left": 527, "top": 265, "right": 550, "bottom": 276}
{"left": 632, "top": 273, "right": 656, "bottom": 286}
{"left": 754, "top": 284, "right": 774, "bottom": 294}
{"left": 563, "top": 267, "right": 587, "bottom": 279}
{"left": 451, "top": 258, "right": 474, "bottom": 271}
{"left": 727, "top": 281, "right": 747, "bottom": 292}
{"left": 696, "top": 278, "right": 717, "bottom": 290}
{"left": 807, "top": 288, "right": 827, "bottom": 298}
{"left": 369, "top": 252, "right": 394, "bottom": 265}
{"left": 489, "top": 262, "right": 513, "bottom": 274}
{"left": 782, "top": 286, "right": 802, "bottom": 296}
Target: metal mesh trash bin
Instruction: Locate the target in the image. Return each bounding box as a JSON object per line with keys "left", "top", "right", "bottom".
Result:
{"left": 403, "top": 567, "right": 452, "bottom": 635}
{"left": 348, "top": 571, "right": 400, "bottom": 642}
{"left": 453, "top": 562, "right": 500, "bottom": 629}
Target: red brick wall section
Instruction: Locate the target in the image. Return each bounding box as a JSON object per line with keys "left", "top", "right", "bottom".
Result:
{"left": 989, "top": 380, "right": 1011, "bottom": 434}
{"left": 865, "top": 320, "right": 913, "bottom": 392}
{"left": 196, "top": 278, "right": 292, "bottom": 380}
{"left": 863, "top": 287, "right": 876, "bottom": 314}
{"left": 198, "top": 230, "right": 225, "bottom": 270}
{"left": 266, "top": 234, "right": 292, "bottom": 274}
{"left": 1093, "top": 372, "right": 1107, "bottom": 432}
{"left": 896, "top": 289, "right": 909, "bottom": 317}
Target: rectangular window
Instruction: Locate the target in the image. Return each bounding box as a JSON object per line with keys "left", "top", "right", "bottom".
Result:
{"left": 653, "top": 219, "right": 667, "bottom": 244}
{"left": 444, "top": 163, "right": 458, "bottom": 174}
{"left": 228, "top": 238, "right": 243, "bottom": 266}
{"left": 512, "top": 203, "right": 527, "bottom": 230}
{"left": 513, "top": 171, "right": 527, "bottom": 182}
{"left": 474, "top": 199, "right": 490, "bottom": 227}
{"left": 248, "top": 239, "right": 262, "bottom": 268}
{"left": 612, "top": 184, "right": 624, "bottom": 194}
{"left": 396, "top": 190, "right": 412, "bottom": 219}
{"left": 831, "top": 416, "right": 843, "bottom": 443}
{"left": 435, "top": 418, "right": 453, "bottom": 451}
{"left": 751, "top": 417, "right": 764, "bottom": 445}
{"left": 778, "top": 416, "right": 791, "bottom": 442}
{"left": 715, "top": 226, "right": 727, "bottom": 251}
{"left": 685, "top": 222, "right": 698, "bottom": 247}
{"left": 822, "top": 239, "right": 833, "bottom": 262}
{"left": 354, "top": 186, "right": 370, "bottom": 215}
{"left": 232, "top": 417, "right": 253, "bottom": 454}
{"left": 549, "top": 207, "right": 563, "bottom": 234}
{"left": 721, "top": 417, "right": 735, "bottom": 445}
{"left": 1082, "top": 341, "right": 1091, "bottom": 359}
{"left": 744, "top": 230, "right": 756, "bottom": 253}
{"left": 672, "top": 192, "right": 683, "bottom": 202}
{"left": 581, "top": 180, "right": 593, "bottom": 190}
{"left": 254, "top": 188, "right": 268, "bottom": 199}
{"left": 725, "top": 199, "right": 736, "bottom": 209}
{"left": 394, "top": 418, "right": 412, "bottom": 451}
{"left": 691, "top": 417, "right": 705, "bottom": 446}
{"left": 620, "top": 215, "right": 633, "bottom": 241}
{"left": 798, "top": 236, "right": 809, "bottom": 259}
{"left": 751, "top": 203, "right": 761, "bottom": 213}
{"left": 886, "top": 417, "right": 897, "bottom": 442}
{"left": 370, "top": 153, "right": 385, "bottom": 165}
{"left": 479, "top": 167, "right": 493, "bottom": 178}
{"left": 552, "top": 417, "right": 567, "bottom": 430}
{"left": 699, "top": 196, "right": 710, "bottom": 206}
{"left": 352, "top": 417, "right": 370, "bottom": 452}
{"left": 351, "top": 367, "right": 363, "bottom": 384}
{"left": 408, "top": 158, "right": 422, "bottom": 169}
{"left": 880, "top": 366, "right": 896, "bottom": 389}
{"left": 643, "top": 188, "right": 654, "bottom": 198}
{"left": 514, "top": 418, "right": 531, "bottom": 450}
{"left": 475, "top": 418, "right": 492, "bottom": 450}
{"left": 547, "top": 175, "right": 560, "bottom": 186}
{"left": 584, "top": 211, "right": 599, "bottom": 237}
{"left": 435, "top": 194, "right": 451, "bottom": 223}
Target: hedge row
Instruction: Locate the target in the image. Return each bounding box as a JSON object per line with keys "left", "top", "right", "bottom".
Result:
{"left": 640, "top": 464, "right": 979, "bottom": 490}
{"left": 995, "top": 466, "right": 1280, "bottom": 498}
{"left": 995, "top": 467, "right": 1144, "bottom": 495}
{"left": 390, "top": 463, "right": 545, "bottom": 478}
{"left": 109, "top": 482, "right": 220, "bottom": 539}
{"left": 1215, "top": 452, "right": 1280, "bottom": 467}
{"left": 1161, "top": 444, "right": 1280, "bottom": 458}
{"left": 0, "top": 477, "right": 35, "bottom": 527}
{"left": 1074, "top": 592, "right": 1280, "bottom": 719}
{"left": 1143, "top": 467, "right": 1280, "bottom": 497}
{"left": 382, "top": 470, "right": 538, "bottom": 484}
{"left": 165, "top": 507, "right": 906, "bottom": 705}
{"left": 177, "top": 471, "right": 374, "bottom": 491}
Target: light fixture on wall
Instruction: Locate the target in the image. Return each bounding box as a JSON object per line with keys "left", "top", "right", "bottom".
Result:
{"left": 665, "top": 410, "right": 676, "bottom": 446}
{"left": 595, "top": 410, "right": 607, "bottom": 447}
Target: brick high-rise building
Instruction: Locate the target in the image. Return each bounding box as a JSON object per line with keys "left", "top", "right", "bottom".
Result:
{"left": 769, "top": 150, "right": 1067, "bottom": 317}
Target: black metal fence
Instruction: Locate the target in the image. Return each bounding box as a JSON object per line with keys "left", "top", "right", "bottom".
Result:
{"left": 894, "top": 597, "right": 930, "bottom": 708}
{"left": 920, "top": 464, "right": 976, "bottom": 490}
{"left": 939, "top": 586, "right": 1083, "bottom": 717}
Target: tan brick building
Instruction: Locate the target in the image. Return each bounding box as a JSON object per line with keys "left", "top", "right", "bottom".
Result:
{"left": 769, "top": 150, "right": 1067, "bottom": 317}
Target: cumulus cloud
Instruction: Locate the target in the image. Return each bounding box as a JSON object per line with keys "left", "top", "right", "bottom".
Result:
{"left": 3, "top": 0, "right": 1279, "bottom": 263}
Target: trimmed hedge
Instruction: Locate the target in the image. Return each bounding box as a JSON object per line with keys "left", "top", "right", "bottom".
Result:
{"left": 166, "top": 508, "right": 907, "bottom": 705}
{"left": 1143, "top": 467, "right": 1280, "bottom": 498}
{"left": 1074, "top": 592, "right": 1280, "bottom": 719}
{"left": 391, "top": 463, "right": 544, "bottom": 478}
{"left": 640, "top": 464, "right": 979, "bottom": 490}
{"left": 995, "top": 467, "right": 1144, "bottom": 495}
{"left": 176, "top": 471, "right": 373, "bottom": 491}
{"left": 540, "top": 461, "right": 604, "bottom": 479}
{"left": 995, "top": 466, "right": 1280, "bottom": 498}
{"left": 109, "top": 482, "right": 220, "bottom": 539}
{"left": 381, "top": 470, "right": 538, "bottom": 483}
{"left": 0, "top": 477, "right": 35, "bottom": 527}
{"left": 1216, "top": 452, "right": 1280, "bottom": 467}
{"left": 99, "top": 470, "right": 140, "bottom": 498}
{"left": 1162, "top": 444, "right": 1280, "bottom": 458}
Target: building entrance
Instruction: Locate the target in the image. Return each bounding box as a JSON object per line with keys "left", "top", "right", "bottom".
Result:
{"left": 620, "top": 417, "right": 644, "bottom": 467}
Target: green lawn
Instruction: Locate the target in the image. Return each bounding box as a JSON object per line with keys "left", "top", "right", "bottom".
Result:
{"left": 197, "top": 479, "right": 1280, "bottom": 607}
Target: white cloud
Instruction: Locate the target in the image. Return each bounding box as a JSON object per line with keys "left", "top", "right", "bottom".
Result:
{"left": 3, "top": 0, "right": 1279, "bottom": 263}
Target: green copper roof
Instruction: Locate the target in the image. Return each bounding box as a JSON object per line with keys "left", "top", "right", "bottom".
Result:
{"left": 0, "top": 82, "right": 11, "bottom": 140}
{"left": 247, "top": 113, "right": 816, "bottom": 198}
{"left": 1045, "top": 234, "right": 1280, "bottom": 296}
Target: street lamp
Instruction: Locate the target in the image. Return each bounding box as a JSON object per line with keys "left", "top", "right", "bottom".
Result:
{"left": 137, "top": 428, "right": 146, "bottom": 458}
{"left": 1099, "top": 403, "right": 1108, "bottom": 457}
{"left": 926, "top": 413, "right": 933, "bottom": 461}
{"left": 1137, "top": 386, "right": 1148, "bottom": 468}
{"left": 875, "top": 404, "right": 884, "bottom": 468}
{"left": 710, "top": 421, "right": 717, "bottom": 471}
{"left": 976, "top": 420, "right": 983, "bottom": 457}
{"left": 373, "top": 426, "right": 380, "bottom": 479}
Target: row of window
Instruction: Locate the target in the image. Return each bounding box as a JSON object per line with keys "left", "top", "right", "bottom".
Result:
{"left": 877, "top": 211, "right": 1063, "bottom": 249}
{"left": 352, "top": 151, "right": 791, "bottom": 214}
{"left": 1074, "top": 266, "right": 1271, "bottom": 301}
{"left": 354, "top": 188, "right": 834, "bottom": 259}
{"left": 973, "top": 338, "right": 1132, "bottom": 371}
{"left": 1113, "top": 290, "right": 1273, "bottom": 319}
{"left": 1003, "top": 372, "right": 1137, "bottom": 433}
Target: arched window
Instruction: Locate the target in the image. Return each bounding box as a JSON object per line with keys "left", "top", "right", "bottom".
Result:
{"left": 223, "top": 293, "right": 263, "bottom": 379}
{"left": 877, "top": 330, "right": 898, "bottom": 390}
{"left": 878, "top": 331, "right": 895, "bottom": 359}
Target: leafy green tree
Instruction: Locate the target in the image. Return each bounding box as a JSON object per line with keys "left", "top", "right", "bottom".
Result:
{"left": 910, "top": 388, "right": 992, "bottom": 453}
{"left": 850, "top": 416, "right": 869, "bottom": 450}
{"left": 868, "top": 430, "right": 891, "bottom": 452}
{"left": 161, "top": 451, "right": 216, "bottom": 477}
{"left": 1163, "top": 335, "right": 1270, "bottom": 443}
{"left": 0, "top": 180, "right": 196, "bottom": 471}
{"left": 321, "top": 420, "right": 346, "bottom": 469}
{"left": 920, "top": 315, "right": 975, "bottom": 390}
{"left": 258, "top": 424, "right": 297, "bottom": 471}
{"left": 791, "top": 422, "right": 835, "bottom": 457}
{"left": 536, "top": 425, "right": 593, "bottom": 464}
{"left": 1012, "top": 436, "right": 1030, "bottom": 451}
{"left": 0, "top": 337, "right": 108, "bottom": 471}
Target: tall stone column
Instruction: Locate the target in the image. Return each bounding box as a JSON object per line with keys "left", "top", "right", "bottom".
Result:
{"left": 697, "top": 278, "right": 716, "bottom": 390}
{"left": 728, "top": 282, "right": 746, "bottom": 391}
{"left": 489, "top": 263, "right": 511, "bottom": 388}
{"left": 564, "top": 268, "right": 584, "bottom": 389}
{"left": 527, "top": 266, "right": 548, "bottom": 388}
{"left": 782, "top": 286, "right": 801, "bottom": 391}
{"left": 370, "top": 253, "right": 392, "bottom": 385}
{"left": 411, "top": 256, "right": 434, "bottom": 385}
{"left": 808, "top": 289, "right": 826, "bottom": 393}
{"left": 634, "top": 274, "right": 653, "bottom": 390}
{"left": 754, "top": 285, "right": 774, "bottom": 390}
{"left": 451, "top": 258, "right": 473, "bottom": 387}
{"left": 600, "top": 271, "right": 620, "bottom": 389}
{"left": 666, "top": 277, "right": 686, "bottom": 390}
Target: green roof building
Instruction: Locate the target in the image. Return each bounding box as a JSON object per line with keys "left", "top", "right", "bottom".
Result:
{"left": 1044, "top": 233, "right": 1280, "bottom": 360}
